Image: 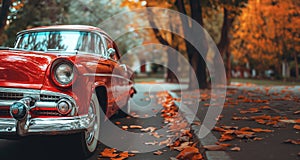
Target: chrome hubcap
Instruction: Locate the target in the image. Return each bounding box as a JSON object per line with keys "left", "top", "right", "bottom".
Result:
{"left": 85, "top": 101, "right": 98, "bottom": 146}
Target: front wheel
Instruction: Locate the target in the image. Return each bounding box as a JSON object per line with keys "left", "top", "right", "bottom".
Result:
{"left": 74, "top": 92, "right": 101, "bottom": 158}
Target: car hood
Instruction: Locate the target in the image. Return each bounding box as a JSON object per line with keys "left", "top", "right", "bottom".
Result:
{"left": 0, "top": 49, "right": 58, "bottom": 89}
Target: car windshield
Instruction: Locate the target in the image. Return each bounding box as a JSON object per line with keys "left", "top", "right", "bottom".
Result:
{"left": 14, "top": 31, "right": 92, "bottom": 52}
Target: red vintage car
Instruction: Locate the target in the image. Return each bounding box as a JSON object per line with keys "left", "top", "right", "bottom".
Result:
{"left": 0, "top": 25, "right": 135, "bottom": 157}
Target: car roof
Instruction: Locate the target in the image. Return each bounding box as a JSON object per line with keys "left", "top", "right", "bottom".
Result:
{"left": 17, "top": 25, "right": 108, "bottom": 35}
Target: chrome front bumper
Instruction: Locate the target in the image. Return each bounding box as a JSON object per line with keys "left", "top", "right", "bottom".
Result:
{"left": 0, "top": 115, "right": 92, "bottom": 136}
{"left": 0, "top": 87, "right": 92, "bottom": 137}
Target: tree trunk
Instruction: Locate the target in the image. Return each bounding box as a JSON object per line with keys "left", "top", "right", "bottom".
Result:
{"left": 217, "top": 8, "right": 234, "bottom": 85}
{"left": 166, "top": 47, "right": 179, "bottom": 83}
{"left": 176, "top": 0, "right": 208, "bottom": 89}
{"left": 147, "top": 10, "right": 179, "bottom": 83}
{"left": 0, "top": 0, "right": 12, "bottom": 44}
{"left": 294, "top": 52, "right": 299, "bottom": 80}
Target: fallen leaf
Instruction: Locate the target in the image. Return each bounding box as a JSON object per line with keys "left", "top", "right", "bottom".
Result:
{"left": 119, "top": 152, "right": 135, "bottom": 158}
{"left": 153, "top": 150, "right": 163, "bottom": 155}
{"left": 219, "top": 134, "right": 234, "bottom": 142}
{"left": 235, "top": 130, "right": 255, "bottom": 136}
{"left": 284, "top": 139, "right": 300, "bottom": 145}
{"left": 151, "top": 132, "right": 162, "bottom": 138}
{"left": 230, "top": 147, "right": 241, "bottom": 151}
{"left": 141, "top": 127, "right": 157, "bottom": 132}
{"left": 240, "top": 108, "right": 259, "bottom": 114}
{"left": 159, "top": 138, "right": 171, "bottom": 146}
{"left": 251, "top": 115, "right": 271, "bottom": 120}
{"left": 100, "top": 148, "right": 118, "bottom": 158}
{"left": 215, "top": 142, "right": 232, "bottom": 147}
{"left": 173, "top": 142, "right": 193, "bottom": 151}
{"left": 255, "top": 119, "right": 266, "bottom": 124}
{"left": 259, "top": 106, "right": 271, "bottom": 109}
{"left": 222, "top": 125, "right": 239, "bottom": 130}
{"left": 213, "top": 126, "right": 226, "bottom": 132}
{"left": 279, "top": 119, "right": 300, "bottom": 124}
{"left": 235, "top": 130, "right": 255, "bottom": 139}
{"left": 251, "top": 128, "right": 274, "bottom": 133}
{"left": 240, "top": 127, "right": 251, "bottom": 131}
{"left": 232, "top": 116, "right": 249, "bottom": 120}
{"left": 176, "top": 146, "right": 202, "bottom": 160}
{"left": 121, "top": 126, "right": 128, "bottom": 130}
{"left": 203, "top": 145, "right": 227, "bottom": 151}
{"left": 253, "top": 137, "right": 264, "bottom": 141}
{"left": 130, "top": 125, "right": 143, "bottom": 129}
{"left": 294, "top": 110, "right": 300, "bottom": 114}
{"left": 293, "top": 125, "right": 300, "bottom": 130}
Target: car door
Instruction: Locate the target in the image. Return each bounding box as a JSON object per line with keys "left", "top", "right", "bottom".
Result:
{"left": 102, "top": 35, "right": 129, "bottom": 111}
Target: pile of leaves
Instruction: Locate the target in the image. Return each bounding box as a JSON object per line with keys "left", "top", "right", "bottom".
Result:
{"left": 100, "top": 92, "right": 203, "bottom": 160}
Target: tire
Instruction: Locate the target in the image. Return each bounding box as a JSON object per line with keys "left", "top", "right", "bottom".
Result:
{"left": 73, "top": 92, "right": 101, "bottom": 158}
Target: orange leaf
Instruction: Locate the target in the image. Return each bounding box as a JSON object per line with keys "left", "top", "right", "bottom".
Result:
{"left": 100, "top": 148, "right": 118, "bottom": 158}
{"left": 279, "top": 119, "right": 300, "bottom": 124}
{"left": 253, "top": 137, "right": 264, "bottom": 141}
{"left": 122, "top": 126, "right": 128, "bottom": 130}
{"left": 255, "top": 119, "right": 266, "bottom": 124}
{"left": 240, "top": 127, "right": 251, "bottom": 131}
{"left": 240, "top": 108, "right": 259, "bottom": 114}
{"left": 129, "top": 125, "right": 143, "bottom": 129}
{"left": 216, "top": 142, "right": 232, "bottom": 147}
{"left": 176, "top": 146, "right": 202, "bottom": 159}
{"left": 203, "top": 145, "right": 227, "bottom": 151}
{"left": 251, "top": 128, "right": 274, "bottom": 133}
{"left": 293, "top": 125, "right": 300, "bottom": 130}
{"left": 119, "top": 152, "right": 135, "bottom": 158}
{"left": 141, "top": 127, "right": 156, "bottom": 132}
{"left": 259, "top": 106, "right": 271, "bottom": 109}
{"left": 251, "top": 115, "right": 271, "bottom": 120}
{"left": 230, "top": 147, "right": 241, "bottom": 151}
{"left": 213, "top": 126, "right": 226, "bottom": 132}
{"left": 284, "top": 139, "right": 300, "bottom": 145}
{"left": 219, "top": 134, "right": 234, "bottom": 142}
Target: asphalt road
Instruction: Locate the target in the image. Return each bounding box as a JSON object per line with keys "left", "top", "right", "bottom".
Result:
{"left": 195, "top": 86, "right": 300, "bottom": 160}
{"left": 0, "top": 83, "right": 186, "bottom": 160}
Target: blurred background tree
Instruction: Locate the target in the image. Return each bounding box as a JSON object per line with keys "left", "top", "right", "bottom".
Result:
{"left": 0, "top": 0, "right": 143, "bottom": 55}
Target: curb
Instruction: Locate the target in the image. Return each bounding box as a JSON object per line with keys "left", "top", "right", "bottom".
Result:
{"left": 168, "top": 91, "right": 231, "bottom": 160}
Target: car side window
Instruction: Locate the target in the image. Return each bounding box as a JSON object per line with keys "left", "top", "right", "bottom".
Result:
{"left": 78, "top": 32, "right": 94, "bottom": 53}
{"left": 104, "top": 36, "right": 118, "bottom": 61}
{"left": 94, "top": 34, "right": 105, "bottom": 56}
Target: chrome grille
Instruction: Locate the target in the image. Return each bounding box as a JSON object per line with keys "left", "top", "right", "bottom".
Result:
{"left": 0, "top": 92, "right": 23, "bottom": 100}
{"left": 40, "top": 94, "right": 60, "bottom": 102}
{"left": 0, "top": 109, "right": 10, "bottom": 116}
{"left": 31, "top": 110, "right": 60, "bottom": 116}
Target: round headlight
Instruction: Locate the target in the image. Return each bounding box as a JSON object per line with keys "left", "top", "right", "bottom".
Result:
{"left": 54, "top": 63, "right": 74, "bottom": 85}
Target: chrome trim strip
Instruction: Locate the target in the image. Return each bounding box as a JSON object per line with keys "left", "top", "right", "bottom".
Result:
{"left": 0, "top": 101, "right": 57, "bottom": 108}
{"left": 0, "top": 115, "right": 92, "bottom": 135}
{"left": 0, "top": 87, "right": 78, "bottom": 116}
{"left": 0, "top": 118, "right": 16, "bottom": 133}
{"left": 83, "top": 73, "right": 133, "bottom": 83}
{"left": 0, "top": 87, "right": 40, "bottom": 95}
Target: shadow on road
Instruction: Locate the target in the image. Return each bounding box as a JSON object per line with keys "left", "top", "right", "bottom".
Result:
{"left": 0, "top": 136, "right": 100, "bottom": 160}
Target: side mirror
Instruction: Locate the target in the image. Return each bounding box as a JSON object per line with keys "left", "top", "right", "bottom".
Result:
{"left": 107, "top": 48, "right": 116, "bottom": 58}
